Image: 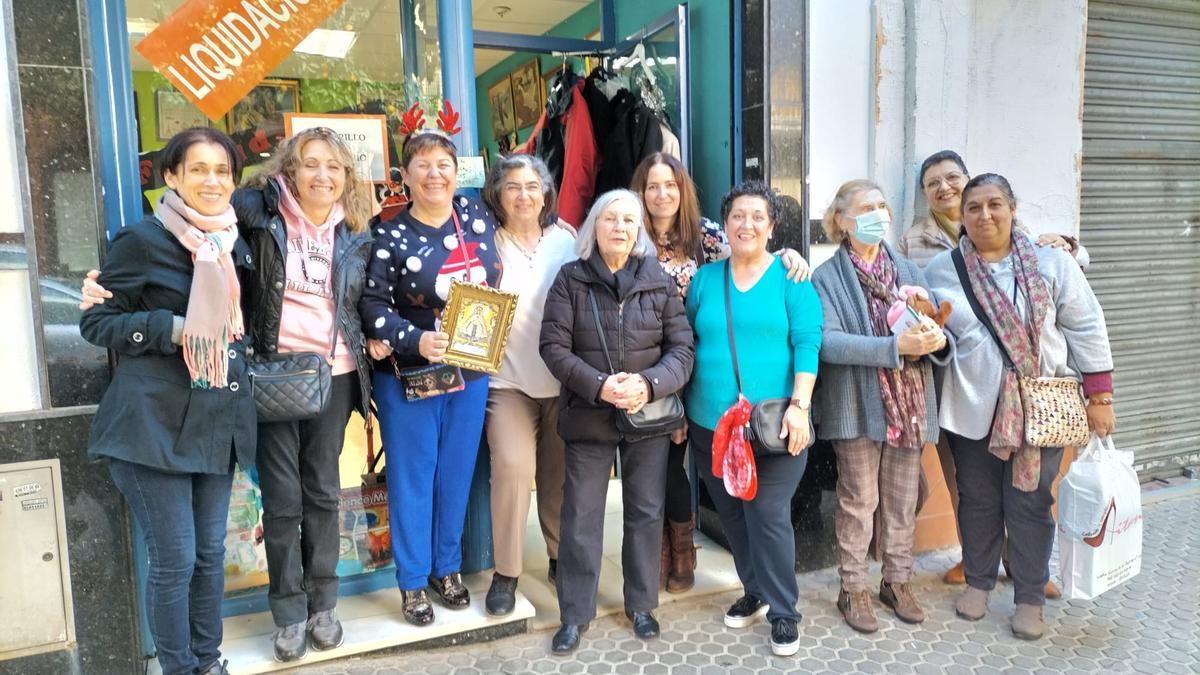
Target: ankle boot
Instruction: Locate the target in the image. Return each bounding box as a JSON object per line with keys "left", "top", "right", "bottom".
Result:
{"left": 666, "top": 518, "right": 696, "bottom": 593}
{"left": 659, "top": 521, "right": 671, "bottom": 590}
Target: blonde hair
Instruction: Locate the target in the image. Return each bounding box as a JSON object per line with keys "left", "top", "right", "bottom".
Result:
{"left": 243, "top": 128, "right": 372, "bottom": 233}
{"left": 821, "top": 179, "right": 892, "bottom": 244}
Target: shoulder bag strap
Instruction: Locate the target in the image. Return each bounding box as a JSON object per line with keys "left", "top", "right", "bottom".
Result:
{"left": 951, "top": 248, "right": 1015, "bottom": 370}
{"left": 723, "top": 261, "right": 745, "bottom": 396}
{"left": 586, "top": 288, "right": 617, "bottom": 374}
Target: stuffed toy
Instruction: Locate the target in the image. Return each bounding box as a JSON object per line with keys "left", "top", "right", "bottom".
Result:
{"left": 887, "top": 285, "right": 952, "bottom": 330}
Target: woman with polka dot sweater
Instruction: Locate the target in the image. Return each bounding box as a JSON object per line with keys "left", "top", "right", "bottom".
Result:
{"left": 359, "top": 131, "right": 501, "bottom": 626}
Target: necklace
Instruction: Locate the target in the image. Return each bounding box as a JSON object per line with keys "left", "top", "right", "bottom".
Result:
{"left": 499, "top": 226, "right": 540, "bottom": 266}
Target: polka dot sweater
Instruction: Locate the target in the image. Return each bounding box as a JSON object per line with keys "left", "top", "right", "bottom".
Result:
{"left": 359, "top": 195, "right": 502, "bottom": 375}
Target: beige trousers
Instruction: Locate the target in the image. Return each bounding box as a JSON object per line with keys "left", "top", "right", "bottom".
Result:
{"left": 834, "top": 437, "right": 922, "bottom": 592}
{"left": 485, "top": 388, "right": 566, "bottom": 577}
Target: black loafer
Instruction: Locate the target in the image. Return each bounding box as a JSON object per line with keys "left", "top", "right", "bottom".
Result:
{"left": 485, "top": 573, "right": 518, "bottom": 616}
{"left": 551, "top": 623, "right": 587, "bottom": 655}
{"left": 626, "top": 610, "right": 660, "bottom": 639}
{"left": 428, "top": 572, "right": 470, "bottom": 609}
{"left": 401, "top": 588, "right": 435, "bottom": 626}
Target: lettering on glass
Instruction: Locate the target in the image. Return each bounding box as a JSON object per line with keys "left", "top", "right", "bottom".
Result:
{"left": 136, "top": 0, "right": 348, "bottom": 121}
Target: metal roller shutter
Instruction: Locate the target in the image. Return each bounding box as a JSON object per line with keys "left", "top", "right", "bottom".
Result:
{"left": 1082, "top": 0, "right": 1200, "bottom": 476}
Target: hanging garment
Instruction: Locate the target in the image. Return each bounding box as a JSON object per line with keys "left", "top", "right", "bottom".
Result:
{"left": 659, "top": 123, "right": 681, "bottom": 161}
{"left": 594, "top": 90, "right": 665, "bottom": 195}
{"left": 556, "top": 80, "right": 600, "bottom": 227}
{"left": 534, "top": 69, "right": 580, "bottom": 188}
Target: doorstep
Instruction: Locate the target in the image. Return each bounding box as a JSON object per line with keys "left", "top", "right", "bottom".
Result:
{"left": 149, "top": 577, "right": 535, "bottom": 675}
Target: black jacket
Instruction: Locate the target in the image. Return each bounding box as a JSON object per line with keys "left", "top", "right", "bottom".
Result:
{"left": 81, "top": 218, "right": 256, "bottom": 473}
{"left": 594, "top": 90, "right": 665, "bottom": 195}
{"left": 540, "top": 254, "right": 694, "bottom": 444}
{"left": 233, "top": 182, "right": 375, "bottom": 414}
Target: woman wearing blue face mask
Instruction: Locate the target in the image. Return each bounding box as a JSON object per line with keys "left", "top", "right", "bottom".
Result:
{"left": 811, "top": 179, "right": 952, "bottom": 633}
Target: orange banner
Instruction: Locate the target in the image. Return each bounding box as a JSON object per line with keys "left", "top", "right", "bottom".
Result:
{"left": 136, "top": 0, "right": 347, "bottom": 121}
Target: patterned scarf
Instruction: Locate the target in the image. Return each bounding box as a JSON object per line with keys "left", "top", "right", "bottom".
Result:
{"left": 961, "top": 231, "right": 1052, "bottom": 491}
{"left": 847, "top": 245, "right": 927, "bottom": 449}
{"left": 155, "top": 190, "right": 243, "bottom": 389}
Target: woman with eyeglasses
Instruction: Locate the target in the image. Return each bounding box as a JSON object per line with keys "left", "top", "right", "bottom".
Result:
{"left": 83, "top": 126, "right": 379, "bottom": 662}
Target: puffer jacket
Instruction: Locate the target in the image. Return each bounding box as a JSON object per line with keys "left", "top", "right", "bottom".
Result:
{"left": 540, "top": 254, "right": 695, "bottom": 444}
{"left": 233, "top": 181, "right": 375, "bottom": 414}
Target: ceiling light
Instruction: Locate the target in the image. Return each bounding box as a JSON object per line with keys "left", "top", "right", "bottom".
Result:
{"left": 126, "top": 18, "right": 159, "bottom": 36}
{"left": 494, "top": 6, "right": 511, "bottom": 18}
{"left": 295, "top": 29, "right": 358, "bottom": 59}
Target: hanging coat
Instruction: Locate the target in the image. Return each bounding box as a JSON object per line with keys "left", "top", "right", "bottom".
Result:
{"left": 556, "top": 80, "right": 600, "bottom": 227}
{"left": 594, "top": 89, "right": 665, "bottom": 195}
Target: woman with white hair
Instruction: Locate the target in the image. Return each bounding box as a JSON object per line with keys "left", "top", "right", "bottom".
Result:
{"left": 539, "top": 189, "right": 695, "bottom": 654}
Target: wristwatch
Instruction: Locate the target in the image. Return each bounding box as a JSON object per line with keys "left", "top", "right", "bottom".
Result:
{"left": 790, "top": 399, "right": 811, "bottom": 411}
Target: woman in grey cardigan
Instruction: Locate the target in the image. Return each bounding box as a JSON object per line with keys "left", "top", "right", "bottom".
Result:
{"left": 925, "top": 174, "right": 1115, "bottom": 641}
{"left": 812, "top": 180, "right": 951, "bottom": 634}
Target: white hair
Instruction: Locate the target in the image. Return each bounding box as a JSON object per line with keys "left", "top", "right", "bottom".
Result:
{"left": 575, "top": 189, "right": 656, "bottom": 261}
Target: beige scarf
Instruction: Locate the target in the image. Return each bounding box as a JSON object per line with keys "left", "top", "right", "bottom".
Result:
{"left": 155, "top": 190, "right": 244, "bottom": 388}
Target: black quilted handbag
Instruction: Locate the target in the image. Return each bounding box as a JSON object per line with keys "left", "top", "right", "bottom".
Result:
{"left": 248, "top": 351, "right": 332, "bottom": 423}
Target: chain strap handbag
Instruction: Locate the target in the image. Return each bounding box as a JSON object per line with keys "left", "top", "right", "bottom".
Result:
{"left": 951, "top": 249, "right": 1089, "bottom": 448}
{"left": 586, "top": 288, "right": 685, "bottom": 439}
{"left": 724, "top": 261, "right": 814, "bottom": 456}
{"left": 248, "top": 351, "right": 332, "bottom": 423}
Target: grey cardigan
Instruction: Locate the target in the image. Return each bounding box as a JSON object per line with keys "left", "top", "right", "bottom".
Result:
{"left": 811, "top": 243, "right": 953, "bottom": 444}
{"left": 925, "top": 243, "right": 1112, "bottom": 440}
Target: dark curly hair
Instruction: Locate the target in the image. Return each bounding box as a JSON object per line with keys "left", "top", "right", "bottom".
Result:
{"left": 720, "top": 180, "right": 781, "bottom": 225}
{"left": 160, "top": 127, "right": 243, "bottom": 184}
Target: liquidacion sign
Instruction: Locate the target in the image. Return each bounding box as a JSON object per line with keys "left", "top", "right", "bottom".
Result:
{"left": 136, "top": 0, "right": 347, "bottom": 121}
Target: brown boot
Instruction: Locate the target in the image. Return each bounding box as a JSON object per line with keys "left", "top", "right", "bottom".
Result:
{"left": 879, "top": 581, "right": 926, "bottom": 624}
{"left": 666, "top": 518, "right": 696, "bottom": 593}
{"left": 837, "top": 588, "right": 878, "bottom": 633}
{"left": 659, "top": 522, "right": 670, "bottom": 590}
{"left": 943, "top": 561, "right": 966, "bottom": 585}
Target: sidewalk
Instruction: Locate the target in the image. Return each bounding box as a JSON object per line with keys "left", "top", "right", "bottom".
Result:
{"left": 295, "top": 488, "right": 1199, "bottom": 675}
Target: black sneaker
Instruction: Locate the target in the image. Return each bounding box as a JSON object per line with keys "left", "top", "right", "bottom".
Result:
{"left": 307, "top": 608, "right": 344, "bottom": 650}
{"left": 724, "top": 594, "right": 769, "bottom": 628}
{"left": 485, "top": 573, "right": 518, "bottom": 616}
{"left": 272, "top": 621, "right": 307, "bottom": 662}
{"left": 770, "top": 618, "right": 800, "bottom": 656}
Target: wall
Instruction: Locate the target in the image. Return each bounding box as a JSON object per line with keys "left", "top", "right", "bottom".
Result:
{"left": 473, "top": 0, "right": 734, "bottom": 220}
{"left": 809, "top": 0, "right": 1087, "bottom": 257}
{"left": 3, "top": 0, "right": 140, "bottom": 671}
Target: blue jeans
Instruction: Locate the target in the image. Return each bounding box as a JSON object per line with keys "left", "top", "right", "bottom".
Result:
{"left": 109, "top": 459, "right": 233, "bottom": 675}
{"left": 374, "top": 371, "right": 489, "bottom": 590}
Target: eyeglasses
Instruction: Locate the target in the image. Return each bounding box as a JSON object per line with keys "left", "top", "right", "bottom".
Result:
{"left": 503, "top": 182, "right": 544, "bottom": 196}
{"left": 923, "top": 172, "right": 966, "bottom": 191}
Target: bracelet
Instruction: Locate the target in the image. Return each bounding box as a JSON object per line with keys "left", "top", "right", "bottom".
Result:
{"left": 1088, "top": 398, "right": 1113, "bottom": 406}
{"left": 790, "top": 399, "right": 811, "bottom": 411}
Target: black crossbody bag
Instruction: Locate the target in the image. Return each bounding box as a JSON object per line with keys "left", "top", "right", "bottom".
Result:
{"left": 724, "top": 261, "right": 814, "bottom": 456}
{"left": 586, "top": 288, "right": 685, "bottom": 439}
{"left": 248, "top": 351, "right": 332, "bottom": 422}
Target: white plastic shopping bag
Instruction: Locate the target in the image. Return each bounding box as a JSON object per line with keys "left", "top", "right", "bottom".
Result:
{"left": 1057, "top": 434, "right": 1143, "bottom": 600}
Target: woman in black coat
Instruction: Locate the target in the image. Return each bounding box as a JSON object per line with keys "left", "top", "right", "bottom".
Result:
{"left": 81, "top": 128, "right": 254, "bottom": 675}
{"left": 539, "top": 189, "right": 694, "bottom": 655}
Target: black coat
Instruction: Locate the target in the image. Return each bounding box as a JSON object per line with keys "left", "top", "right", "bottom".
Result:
{"left": 233, "top": 183, "right": 375, "bottom": 414}
{"left": 594, "top": 90, "right": 664, "bottom": 195}
{"left": 540, "top": 254, "right": 694, "bottom": 444}
{"left": 81, "top": 218, "right": 256, "bottom": 473}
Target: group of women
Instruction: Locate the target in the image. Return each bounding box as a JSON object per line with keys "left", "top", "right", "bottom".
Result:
{"left": 81, "top": 124, "right": 1115, "bottom": 673}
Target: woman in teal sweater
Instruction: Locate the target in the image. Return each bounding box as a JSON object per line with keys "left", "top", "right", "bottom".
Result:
{"left": 685, "top": 181, "right": 822, "bottom": 657}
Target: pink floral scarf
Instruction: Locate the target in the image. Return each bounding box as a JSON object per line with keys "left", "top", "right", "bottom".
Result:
{"left": 155, "top": 190, "right": 243, "bottom": 389}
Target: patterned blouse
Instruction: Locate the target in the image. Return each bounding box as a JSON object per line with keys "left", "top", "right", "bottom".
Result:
{"left": 657, "top": 217, "right": 730, "bottom": 300}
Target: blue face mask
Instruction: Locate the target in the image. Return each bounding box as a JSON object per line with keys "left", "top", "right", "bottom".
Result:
{"left": 853, "top": 208, "right": 890, "bottom": 245}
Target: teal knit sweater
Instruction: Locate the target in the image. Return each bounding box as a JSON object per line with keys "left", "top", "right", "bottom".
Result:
{"left": 684, "top": 258, "right": 823, "bottom": 430}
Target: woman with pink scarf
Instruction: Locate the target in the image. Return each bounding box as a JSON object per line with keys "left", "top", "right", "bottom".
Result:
{"left": 82, "top": 128, "right": 255, "bottom": 675}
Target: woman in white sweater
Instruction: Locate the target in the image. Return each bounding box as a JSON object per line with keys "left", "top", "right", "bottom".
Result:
{"left": 480, "top": 154, "right": 577, "bottom": 615}
{"left": 925, "top": 173, "right": 1116, "bottom": 641}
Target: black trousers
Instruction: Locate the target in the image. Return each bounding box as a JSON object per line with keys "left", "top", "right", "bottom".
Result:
{"left": 556, "top": 433, "right": 669, "bottom": 625}
{"left": 664, "top": 438, "right": 692, "bottom": 523}
{"left": 947, "top": 431, "right": 1063, "bottom": 607}
{"left": 257, "top": 372, "right": 358, "bottom": 626}
{"left": 692, "top": 424, "right": 808, "bottom": 622}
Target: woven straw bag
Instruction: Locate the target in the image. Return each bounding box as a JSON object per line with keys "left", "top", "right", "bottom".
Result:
{"left": 1018, "top": 375, "right": 1090, "bottom": 448}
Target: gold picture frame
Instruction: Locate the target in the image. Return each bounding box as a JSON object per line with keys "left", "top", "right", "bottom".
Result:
{"left": 439, "top": 279, "right": 518, "bottom": 375}
{"left": 510, "top": 58, "right": 542, "bottom": 129}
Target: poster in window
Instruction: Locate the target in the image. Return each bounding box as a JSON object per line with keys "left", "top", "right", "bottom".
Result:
{"left": 225, "top": 78, "right": 301, "bottom": 138}
{"left": 284, "top": 113, "right": 391, "bottom": 183}
{"left": 155, "top": 90, "right": 209, "bottom": 141}
{"left": 488, "top": 76, "right": 516, "bottom": 140}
